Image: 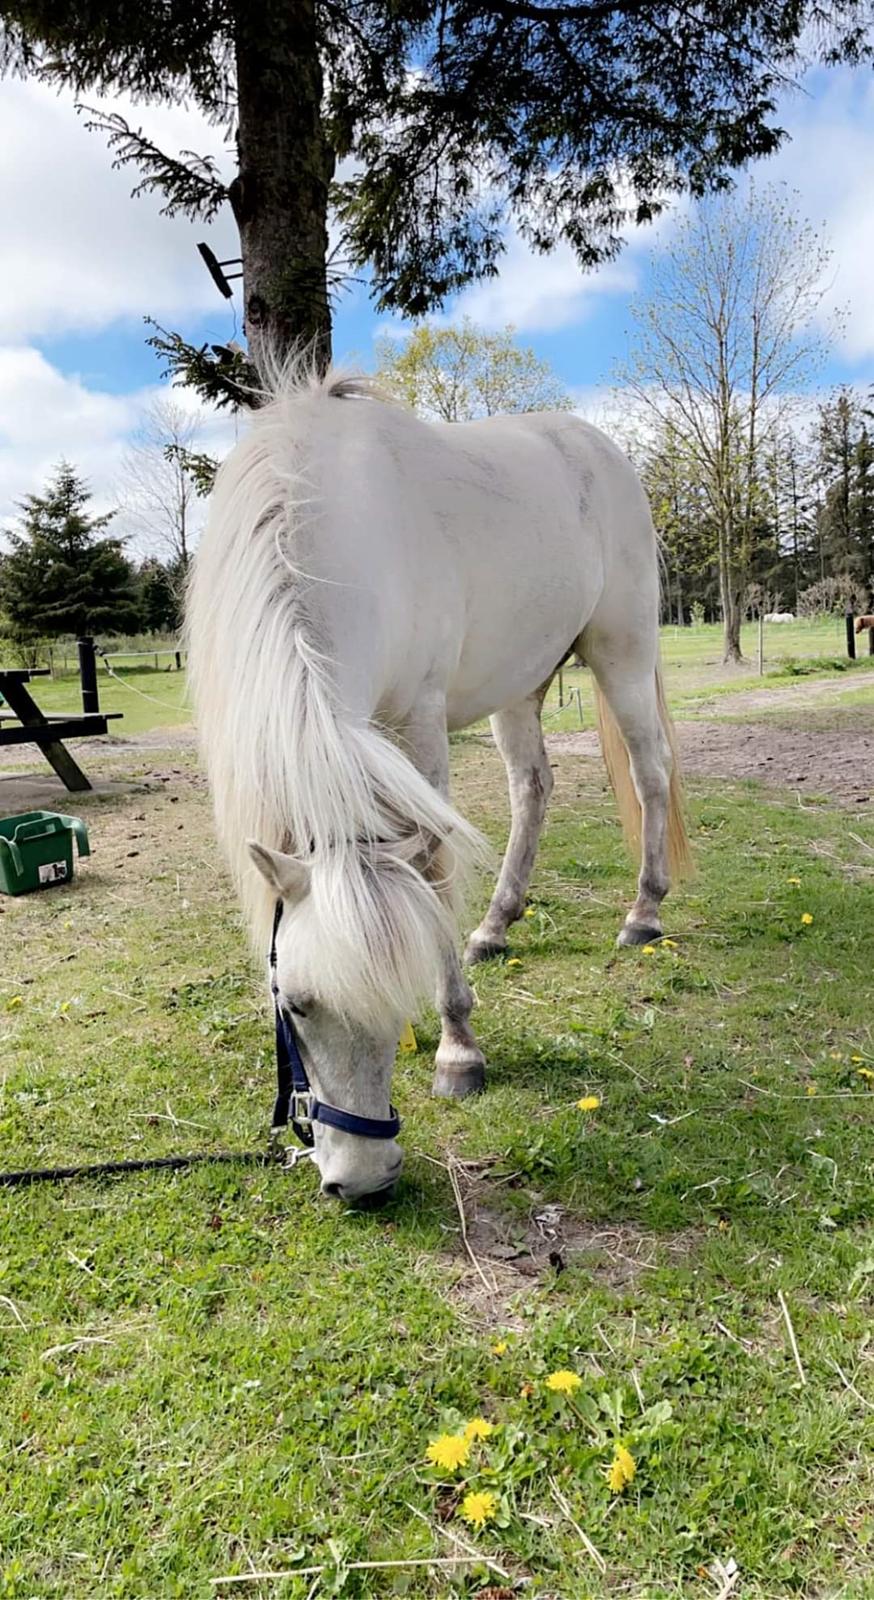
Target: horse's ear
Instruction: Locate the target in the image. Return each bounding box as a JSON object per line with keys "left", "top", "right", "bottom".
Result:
{"left": 247, "top": 841, "right": 311, "bottom": 902}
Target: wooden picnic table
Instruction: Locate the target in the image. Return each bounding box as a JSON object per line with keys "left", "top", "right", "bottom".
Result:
{"left": 0, "top": 668, "right": 122, "bottom": 792}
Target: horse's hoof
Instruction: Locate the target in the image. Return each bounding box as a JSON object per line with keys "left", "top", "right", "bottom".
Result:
{"left": 432, "top": 1062, "right": 485, "bottom": 1099}
{"left": 617, "top": 924, "right": 663, "bottom": 948}
{"left": 464, "top": 938, "right": 507, "bottom": 966}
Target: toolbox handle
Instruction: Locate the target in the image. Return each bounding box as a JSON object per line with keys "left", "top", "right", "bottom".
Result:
{"left": 0, "top": 835, "right": 24, "bottom": 878}
{"left": 62, "top": 816, "right": 91, "bottom": 859}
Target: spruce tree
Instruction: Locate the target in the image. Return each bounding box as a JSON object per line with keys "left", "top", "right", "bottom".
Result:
{"left": 2, "top": 2, "right": 870, "bottom": 400}
{"left": 0, "top": 463, "right": 141, "bottom": 643}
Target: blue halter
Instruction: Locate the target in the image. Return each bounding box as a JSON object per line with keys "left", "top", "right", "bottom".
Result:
{"left": 269, "top": 901, "right": 402, "bottom": 1147}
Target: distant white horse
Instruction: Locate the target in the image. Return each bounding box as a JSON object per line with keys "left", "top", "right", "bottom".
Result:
{"left": 189, "top": 367, "right": 688, "bottom": 1201}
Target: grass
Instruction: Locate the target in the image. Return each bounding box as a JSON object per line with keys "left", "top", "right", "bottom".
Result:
{"left": 1, "top": 663, "right": 191, "bottom": 737}
{"left": 1, "top": 725, "right": 873, "bottom": 1598}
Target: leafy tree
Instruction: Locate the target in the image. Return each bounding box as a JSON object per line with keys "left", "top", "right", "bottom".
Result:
{"left": 0, "top": 463, "right": 141, "bottom": 643}
{"left": 376, "top": 321, "right": 571, "bottom": 421}
{"left": 1, "top": 2, "right": 869, "bottom": 398}
{"left": 815, "top": 390, "right": 874, "bottom": 602}
{"left": 137, "top": 557, "right": 183, "bottom": 634}
{"left": 617, "top": 185, "right": 830, "bottom": 661}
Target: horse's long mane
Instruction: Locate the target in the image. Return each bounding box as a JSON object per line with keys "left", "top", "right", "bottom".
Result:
{"left": 187, "top": 359, "right": 483, "bottom": 1025}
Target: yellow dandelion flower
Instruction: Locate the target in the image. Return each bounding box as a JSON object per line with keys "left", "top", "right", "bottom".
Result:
{"left": 506, "top": 957, "right": 523, "bottom": 967}
{"left": 641, "top": 944, "right": 657, "bottom": 954}
{"left": 858, "top": 1067, "right": 874, "bottom": 1082}
{"left": 787, "top": 876, "right": 801, "bottom": 886}
{"left": 850, "top": 1054, "right": 864, "bottom": 1063}
{"left": 608, "top": 1444, "right": 636, "bottom": 1493}
{"left": 661, "top": 937, "right": 678, "bottom": 949}
{"left": 577, "top": 1095, "right": 601, "bottom": 1112}
{"left": 5, "top": 995, "right": 23, "bottom": 1011}
{"left": 806, "top": 1084, "right": 817, "bottom": 1096}
{"left": 464, "top": 1416, "right": 495, "bottom": 1442}
{"left": 425, "top": 1433, "right": 470, "bottom": 1472}
{"left": 546, "top": 1369, "right": 583, "bottom": 1394}
{"left": 491, "top": 1340, "right": 508, "bottom": 1357}
{"left": 524, "top": 907, "right": 536, "bottom": 918}
{"left": 459, "top": 1490, "right": 497, "bottom": 1530}
{"left": 801, "top": 912, "right": 814, "bottom": 926}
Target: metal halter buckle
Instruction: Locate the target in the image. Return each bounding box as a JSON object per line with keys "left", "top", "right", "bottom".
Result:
{"left": 289, "top": 1090, "right": 315, "bottom": 1127}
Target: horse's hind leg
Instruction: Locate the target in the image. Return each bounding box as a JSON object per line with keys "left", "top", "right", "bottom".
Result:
{"left": 465, "top": 688, "right": 553, "bottom": 965}
{"left": 583, "top": 630, "right": 673, "bottom": 946}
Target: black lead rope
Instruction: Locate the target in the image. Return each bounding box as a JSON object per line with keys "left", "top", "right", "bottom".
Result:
{"left": 0, "top": 1150, "right": 276, "bottom": 1190}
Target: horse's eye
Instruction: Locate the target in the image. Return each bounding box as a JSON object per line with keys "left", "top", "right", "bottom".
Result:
{"left": 285, "top": 997, "right": 309, "bottom": 1019}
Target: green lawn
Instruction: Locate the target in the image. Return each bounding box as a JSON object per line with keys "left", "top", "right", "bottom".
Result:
{"left": 1, "top": 664, "right": 190, "bottom": 737}
{"left": 1, "top": 619, "right": 866, "bottom": 745}
{"left": 1, "top": 731, "right": 872, "bottom": 1597}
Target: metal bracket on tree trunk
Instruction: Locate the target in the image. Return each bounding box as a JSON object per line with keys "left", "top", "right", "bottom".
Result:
{"left": 198, "top": 242, "right": 243, "bottom": 299}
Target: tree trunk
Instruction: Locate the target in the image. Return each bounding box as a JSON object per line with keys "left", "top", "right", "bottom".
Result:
{"left": 723, "top": 592, "right": 742, "bottom": 662}
{"left": 232, "top": 0, "right": 333, "bottom": 377}
{"left": 718, "top": 505, "right": 743, "bottom": 663}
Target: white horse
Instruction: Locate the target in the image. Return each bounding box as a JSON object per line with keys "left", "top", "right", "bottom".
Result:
{"left": 188, "top": 366, "right": 688, "bottom": 1201}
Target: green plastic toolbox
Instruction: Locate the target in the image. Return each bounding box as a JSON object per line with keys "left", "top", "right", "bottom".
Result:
{"left": 0, "top": 811, "right": 90, "bottom": 896}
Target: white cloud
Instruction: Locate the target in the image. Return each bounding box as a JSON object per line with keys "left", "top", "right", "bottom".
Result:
{"left": 0, "top": 81, "right": 240, "bottom": 341}
{"left": 0, "top": 346, "right": 236, "bottom": 552}
{"left": 762, "top": 68, "right": 874, "bottom": 364}
{"left": 448, "top": 230, "right": 637, "bottom": 333}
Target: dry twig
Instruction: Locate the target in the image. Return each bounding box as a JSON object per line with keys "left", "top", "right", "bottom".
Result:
{"left": 548, "top": 1476, "right": 607, "bottom": 1573}
{"left": 777, "top": 1290, "right": 807, "bottom": 1385}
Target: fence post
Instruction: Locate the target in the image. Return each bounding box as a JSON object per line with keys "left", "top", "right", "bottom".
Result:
{"left": 77, "top": 637, "right": 100, "bottom": 713}
{"left": 174, "top": 650, "right": 182, "bottom": 671}
{"left": 846, "top": 612, "right": 856, "bottom": 661}
{"left": 758, "top": 611, "right": 764, "bottom": 677}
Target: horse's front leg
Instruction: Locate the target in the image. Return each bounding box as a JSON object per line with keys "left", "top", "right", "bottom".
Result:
{"left": 432, "top": 947, "right": 486, "bottom": 1099}
{"left": 399, "top": 698, "right": 486, "bottom": 1100}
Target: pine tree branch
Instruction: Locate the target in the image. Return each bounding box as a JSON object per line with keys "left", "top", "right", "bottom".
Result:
{"left": 78, "top": 105, "right": 227, "bottom": 221}
{"left": 145, "top": 322, "right": 260, "bottom": 411}
{"left": 164, "top": 444, "right": 218, "bottom": 498}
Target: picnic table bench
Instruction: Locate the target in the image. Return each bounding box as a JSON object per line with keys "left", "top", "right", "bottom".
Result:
{"left": 0, "top": 667, "right": 122, "bottom": 792}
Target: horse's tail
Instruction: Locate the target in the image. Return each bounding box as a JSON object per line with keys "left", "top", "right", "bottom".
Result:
{"left": 595, "top": 664, "right": 691, "bottom": 879}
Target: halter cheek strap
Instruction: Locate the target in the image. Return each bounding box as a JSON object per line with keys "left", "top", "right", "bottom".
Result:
{"left": 269, "top": 901, "right": 402, "bottom": 1147}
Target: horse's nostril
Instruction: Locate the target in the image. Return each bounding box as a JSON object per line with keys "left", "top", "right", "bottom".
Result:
{"left": 321, "top": 1180, "right": 344, "bottom": 1199}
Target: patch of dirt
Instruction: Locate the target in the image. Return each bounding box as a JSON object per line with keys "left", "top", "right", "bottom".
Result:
{"left": 548, "top": 719, "right": 874, "bottom": 806}
{"left": 445, "top": 1171, "right": 698, "bottom": 1326}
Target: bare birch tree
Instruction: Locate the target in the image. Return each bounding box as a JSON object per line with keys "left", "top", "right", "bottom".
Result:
{"left": 618, "top": 186, "right": 832, "bottom": 661}
{"left": 120, "top": 399, "right": 202, "bottom": 575}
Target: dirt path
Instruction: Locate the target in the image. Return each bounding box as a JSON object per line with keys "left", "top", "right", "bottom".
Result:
{"left": 548, "top": 718, "right": 874, "bottom": 805}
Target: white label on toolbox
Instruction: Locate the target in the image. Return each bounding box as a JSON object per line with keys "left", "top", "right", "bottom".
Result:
{"left": 38, "top": 860, "right": 69, "bottom": 884}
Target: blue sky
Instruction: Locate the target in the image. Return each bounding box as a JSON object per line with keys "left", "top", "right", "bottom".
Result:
{"left": 2, "top": 59, "right": 873, "bottom": 539}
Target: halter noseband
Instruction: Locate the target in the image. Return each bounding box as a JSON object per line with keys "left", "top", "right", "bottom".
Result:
{"left": 268, "top": 901, "right": 402, "bottom": 1148}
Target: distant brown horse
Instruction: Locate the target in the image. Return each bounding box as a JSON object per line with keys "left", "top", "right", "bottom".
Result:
{"left": 855, "top": 615, "right": 874, "bottom": 633}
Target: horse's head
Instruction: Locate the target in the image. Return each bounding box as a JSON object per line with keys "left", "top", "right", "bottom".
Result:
{"left": 248, "top": 838, "right": 449, "bottom": 1201}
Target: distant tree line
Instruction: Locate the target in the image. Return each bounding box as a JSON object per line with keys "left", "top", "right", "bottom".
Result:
{"left": 0, "top": 463, "right": 184, "bottom": 663}
{"left": 638, "top": 387, "right": 874, "bottom": 633}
